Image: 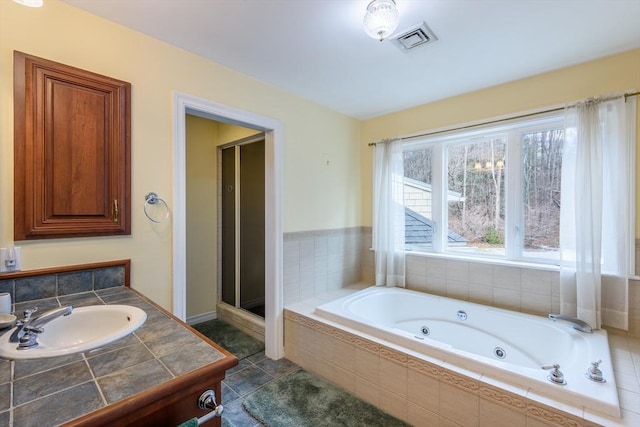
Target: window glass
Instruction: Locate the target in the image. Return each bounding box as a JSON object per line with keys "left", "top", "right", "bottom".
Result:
{"left": 403, "top": 147, "right": 434, "bottom": 250}
{"left": 521, "top": 129, "right": 563, "bottom": 261}
{"left": 447, "top": 138, "right": 506, "bottom": 256}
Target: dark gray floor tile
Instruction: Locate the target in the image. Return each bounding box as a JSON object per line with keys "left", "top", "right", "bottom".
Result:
{"left": 221, "top": 381, "right": 241, "bottom": 406}
{"left": 255, "top": 357, "right": 297, "bottom": 378}
{"left": 0, "top": 410, "right": 8, "bottom": 427}
{"left": 226, "top": 357, "right": 253, "bottom": 376}
{"left": 223, "top": 398, "right": 261, "bottom": 427}
{"left": 245, "top": 351, "right": 266, "bottom": 364}
{"left": 193, "top": 320, "right": 264, "bottom": 359}
{"left": 224, "top": 365, "right": 273, "bottom": 397}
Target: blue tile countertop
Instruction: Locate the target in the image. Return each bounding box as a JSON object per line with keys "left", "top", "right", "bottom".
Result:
{"left": 0, "top": 286, "right": 236, "bottom": 427}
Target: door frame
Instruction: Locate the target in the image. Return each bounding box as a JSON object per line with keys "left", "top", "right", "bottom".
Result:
{"left": 172, "top": 91, "right": 284, "bottom": 359}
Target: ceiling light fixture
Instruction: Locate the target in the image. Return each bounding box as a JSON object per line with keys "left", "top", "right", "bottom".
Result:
{"left": 12, "top": 0, "right": 43, "bottom": 7}
{"left": 363, "top": 0, "right": 400, "bottom": 42}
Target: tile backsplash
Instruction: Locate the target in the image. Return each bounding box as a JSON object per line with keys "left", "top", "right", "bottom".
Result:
{"left": 0, "top": 263, "right": 126, "bottom": 313}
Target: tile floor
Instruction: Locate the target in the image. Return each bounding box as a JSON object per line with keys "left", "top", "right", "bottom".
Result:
{"left": 220, "top": 350, "right": 298, "bottom": 427}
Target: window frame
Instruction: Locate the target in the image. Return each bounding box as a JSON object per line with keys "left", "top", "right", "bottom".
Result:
{"left": 402, "top": 112, "right": 565, "bottom": 265}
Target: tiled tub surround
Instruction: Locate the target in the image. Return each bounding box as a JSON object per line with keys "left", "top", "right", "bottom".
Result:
{"left": 402, "top": 254, "right": 640, "bottom": 338}
{"left": 294, "top": 228, "right": 639, "bottom": 339}
{"left": 283, "top": 227, "right": 367, "bottom": 305}
{"left": 284, "top": 289, "right": 640, "bottom": 427}
{"left": 0, "top": 286, "right": 235, "bottom": 426}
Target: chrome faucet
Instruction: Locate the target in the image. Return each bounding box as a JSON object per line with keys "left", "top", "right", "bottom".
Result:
{"left": 548, "top": 313, "right": 592, "bottom": 333}
{"left": 10, "top": 306, "right": 73, "bottom": 349}
{"left": 585, "top": 360, "right": 606, "bottom": 383}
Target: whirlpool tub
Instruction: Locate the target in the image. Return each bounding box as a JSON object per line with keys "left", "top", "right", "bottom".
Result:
{"left": 314, "top": 286, "right": 620, "bottom": 418}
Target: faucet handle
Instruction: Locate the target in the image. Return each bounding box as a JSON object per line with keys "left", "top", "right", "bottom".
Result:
{"left": 22, "top": 326, "right": 44, "bottom": 334}
{"left": 23, "top": 307, "right": 38, "bottom": 320}
{"left": 586, "top": 360, "right": 606, "bottom": 383}
{"left": 542, "top": 364, "right": 567, "bottom": 385}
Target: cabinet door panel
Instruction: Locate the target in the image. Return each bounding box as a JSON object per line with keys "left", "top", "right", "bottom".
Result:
{"left": 48, "top": 79, "right": 107, "bottom": 217}
{"left": 14, "top": 51, "right": 131, "bottom": 240}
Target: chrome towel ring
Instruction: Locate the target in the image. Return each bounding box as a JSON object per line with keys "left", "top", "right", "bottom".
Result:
{"left": 144, "top": 192, "right": 170, "bottom": 223}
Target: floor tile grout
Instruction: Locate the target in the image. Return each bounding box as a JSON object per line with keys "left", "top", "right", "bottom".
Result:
{"left": 195, "top": 319, "right": 295, "bottom": 427}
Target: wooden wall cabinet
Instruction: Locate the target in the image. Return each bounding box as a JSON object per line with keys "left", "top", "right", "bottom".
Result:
{"left": 14, "top": 51, "right": 131, "bottom": 240}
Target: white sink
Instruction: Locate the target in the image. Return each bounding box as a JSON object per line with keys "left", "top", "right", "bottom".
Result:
{"left": 0, "top": 305, "right": 146, "bottom": 360}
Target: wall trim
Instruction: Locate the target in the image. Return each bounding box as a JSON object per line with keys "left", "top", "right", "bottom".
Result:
{"left": 186, "top": 310, "right": 217, "bottom": 325}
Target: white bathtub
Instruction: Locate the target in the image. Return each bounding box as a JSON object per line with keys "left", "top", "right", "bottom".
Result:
{"left": 314, "top": 286, "right": 620, "bottom": 418}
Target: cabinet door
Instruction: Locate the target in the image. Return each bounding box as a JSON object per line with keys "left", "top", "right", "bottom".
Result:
{"left": 14, "top": 51, "right": 131, "bottom": 240}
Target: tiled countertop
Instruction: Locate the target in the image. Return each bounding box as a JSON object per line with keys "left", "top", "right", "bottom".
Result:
{"left": 0, "top": 286, "right": 231, "bottom": 427}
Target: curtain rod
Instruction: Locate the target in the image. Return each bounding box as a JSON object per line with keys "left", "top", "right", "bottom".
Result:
{"left": 368, "top": 91, "right": 639, "bottom": 146}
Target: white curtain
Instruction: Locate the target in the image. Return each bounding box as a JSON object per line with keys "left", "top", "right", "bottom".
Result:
{"left": 373, "top": 138, "right": 406, "bottom": 287}
{"left": 560, "top": 95, "right": 636, "bottom": 330}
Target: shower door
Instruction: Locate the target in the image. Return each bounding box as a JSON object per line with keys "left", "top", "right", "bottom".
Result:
{"left": 220, "top": 136, "right": 266, "bottom": 318}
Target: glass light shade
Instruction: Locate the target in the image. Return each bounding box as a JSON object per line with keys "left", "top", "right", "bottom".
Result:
{"left": 363, "top": 0, "right": 400, "bottom": 41}
{"left": 12, "top": 0, "right": 43, "bottom": 7}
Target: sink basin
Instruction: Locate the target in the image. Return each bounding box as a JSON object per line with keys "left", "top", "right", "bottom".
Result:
{"left": 0, "top": 305, "right": 146, "bottom": 360}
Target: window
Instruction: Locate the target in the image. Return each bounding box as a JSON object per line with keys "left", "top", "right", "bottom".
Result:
{"left": 403, "top": 113, "right": 564, "bottom": 264}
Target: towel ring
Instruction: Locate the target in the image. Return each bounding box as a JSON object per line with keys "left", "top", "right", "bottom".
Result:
{"left": 144, "top": 192, "right": 170, "bottom": 223}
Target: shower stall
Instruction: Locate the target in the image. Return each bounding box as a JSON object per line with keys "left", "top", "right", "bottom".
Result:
{"left": 220, "top": 135, "right": 266, "bottom": 319}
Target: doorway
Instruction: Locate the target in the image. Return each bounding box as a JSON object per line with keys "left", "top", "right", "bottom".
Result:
{"left": 172, "top": 91, "right": 284, "bottom": 360}
{"left": 221, "top": 135, "right": 266, "bottom": 318}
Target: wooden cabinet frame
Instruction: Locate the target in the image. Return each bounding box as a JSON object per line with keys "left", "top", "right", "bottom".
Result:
{"left": 14, "top": 51, "right": 131, "bottom": 240}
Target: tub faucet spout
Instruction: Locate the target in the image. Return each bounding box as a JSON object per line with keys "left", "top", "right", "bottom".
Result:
{"left": 548, "top": 313, "right": 592, "bottom": 333}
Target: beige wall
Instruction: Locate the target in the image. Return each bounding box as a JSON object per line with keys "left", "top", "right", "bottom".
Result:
{"left": 361, "top": 49, "right": 640, "bottom": 235}
{"left": 185, "top": 116, "right": 262, "bottom": 318}
{"left": 0, "top": 0, "right": 361, "bottom": 310}
{"left": 185, "top": 115, "right": 218, "bottom": 318}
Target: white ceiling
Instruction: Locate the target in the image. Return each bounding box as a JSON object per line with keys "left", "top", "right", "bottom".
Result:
{"left": 61, "top": 0, "right": 640, "bottom": 119}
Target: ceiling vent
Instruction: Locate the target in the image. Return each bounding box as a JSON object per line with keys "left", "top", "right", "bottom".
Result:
{"left": 391, "top": 22, "right": 438, "bottom": 52}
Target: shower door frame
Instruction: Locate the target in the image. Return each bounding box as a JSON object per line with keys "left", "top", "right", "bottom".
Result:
{"left": 172, "top": 91, "right": 283, "bottom": 360}
{"left": 219, "top": 134, "right": 267, "bottom": 315}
